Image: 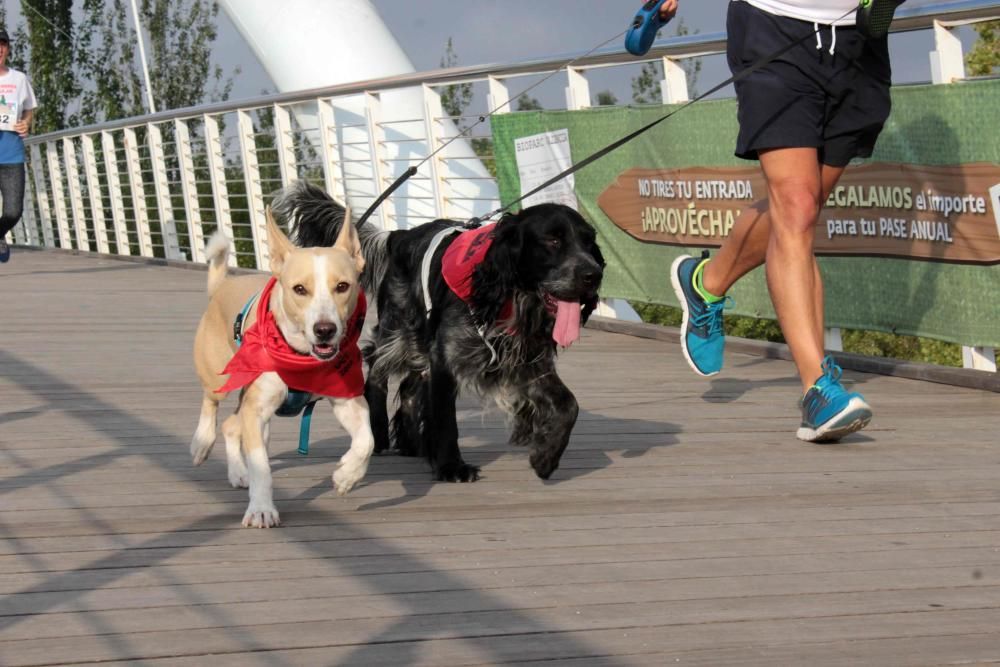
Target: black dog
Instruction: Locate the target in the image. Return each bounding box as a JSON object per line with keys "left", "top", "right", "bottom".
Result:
{"left": 275, "top": 182, "right": 604, "bottom": 482}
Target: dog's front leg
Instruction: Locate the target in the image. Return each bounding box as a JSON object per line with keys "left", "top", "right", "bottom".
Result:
{"left": 330, "top": 395, "right": 375, "bottom": 495}
{"left": 240, "top": 374, "right": 284, "bottom": 528}
{"left": 521, "top": 375, "right": 579, "bottom": 480}
{"left": 426, "top": 363, "right": 480, "bottom": 482}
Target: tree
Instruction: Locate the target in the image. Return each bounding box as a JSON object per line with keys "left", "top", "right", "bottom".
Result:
{"left": 630, "top": 18, "right": 702, "bottom": 104}
{"left": 631, "top": 60, "right": 661, "bottom": 104}
{"left": 14, "top": 0, "right": 238, "bottom": 131}
{"left": 595, "top": 89, "right": 618, "bottom": 106}
{"left": 76, "top": 0, "right": 146, "bottom": 124}
{"left": 138, "top": 0, "right": 235, "bottom": 112}
{"left": 17, "top": 0, "right": 79, "bottom": 133}
{"left": 516, "top": 95, "right": 543, "bottom": 111}
{"left": 439, "top": 37, "right": 472, "bottom": 121}
{"left": 966, "top": 20, "right": 1000, "bottom": 76}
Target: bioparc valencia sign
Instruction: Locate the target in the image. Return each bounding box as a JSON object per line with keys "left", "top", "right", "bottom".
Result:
{"left": 596, "top": 163, "right": 1000, "bottom": 264}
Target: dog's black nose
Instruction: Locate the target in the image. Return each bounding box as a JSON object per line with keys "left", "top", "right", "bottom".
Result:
{"left": 580, "top": 268, "right": 602, "bottom": 289}
{"left": 313, "top": 321, "right": 337, "bottom": 342}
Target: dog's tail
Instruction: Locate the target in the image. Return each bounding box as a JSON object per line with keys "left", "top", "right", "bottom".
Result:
{"left": 204, "top": 232, "right": 230, "bottom": 298}
{"left": 271, "top": 180, "right": 389, "bottom": 294}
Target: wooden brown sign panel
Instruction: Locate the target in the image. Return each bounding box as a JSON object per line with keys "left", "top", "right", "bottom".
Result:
{"left": 597, "top": 163, "right": 1000, "bottom": 264}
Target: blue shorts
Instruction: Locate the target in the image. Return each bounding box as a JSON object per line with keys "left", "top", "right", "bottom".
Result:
{"left": 727, "top": 1, "right": 892, "bottom": 167}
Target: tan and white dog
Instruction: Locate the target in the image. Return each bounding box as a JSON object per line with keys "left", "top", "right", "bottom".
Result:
{"left": 191, "top": 208, "right": 373, "bottom": 528}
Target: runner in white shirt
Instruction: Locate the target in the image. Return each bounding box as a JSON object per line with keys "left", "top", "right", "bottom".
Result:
{"left": 0, "top": 27, "right": 37, "bottom": 263}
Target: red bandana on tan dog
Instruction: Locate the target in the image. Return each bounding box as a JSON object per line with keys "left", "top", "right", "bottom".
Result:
{"left": 217, "top": 277, "right": 367, "bottom": 396}
{"left": 441, "top": 225, "right": 582, "bottom": 347}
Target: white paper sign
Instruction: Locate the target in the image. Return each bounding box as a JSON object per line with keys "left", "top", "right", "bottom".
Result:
{"left": 514, "top": 129, "right": 577, "bottom": 210}
{"left": 0, "top": 104, "right": 15, "bottom": 133}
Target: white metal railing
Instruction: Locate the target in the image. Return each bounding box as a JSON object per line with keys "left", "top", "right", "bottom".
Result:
{"left": 17, "top": 0, "right": 1000, "bottom": 371}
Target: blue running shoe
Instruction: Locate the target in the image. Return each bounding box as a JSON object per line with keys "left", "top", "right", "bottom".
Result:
{"left": 797, "top": 356, "right": 873, "bottom": 442}
{"left": 670, "top": 253, "right": 730, "bottom": 376}
{"left": 0, "top": 238, "right": 9, "bottom": 263}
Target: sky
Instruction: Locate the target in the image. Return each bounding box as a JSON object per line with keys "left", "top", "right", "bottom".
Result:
{"left": 211, "top": 0, "right": 982, "bottom": 108}
{"left": 0, "top": 0, "right": 982, "bottom": 110}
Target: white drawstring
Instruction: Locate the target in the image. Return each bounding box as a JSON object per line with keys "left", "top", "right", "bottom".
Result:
{"left": 814, "top": 22, "right": 837, "bottom": 56}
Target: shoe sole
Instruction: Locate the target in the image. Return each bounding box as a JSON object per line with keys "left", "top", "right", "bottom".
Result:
{"left": 670, "top": 254, "right": 717, "bottom": 377}
{"left": 797, "top": 396, "right": 873, "bottom": 443}
{"left": 858, "top": 0, "right": 903, "bottom": 39}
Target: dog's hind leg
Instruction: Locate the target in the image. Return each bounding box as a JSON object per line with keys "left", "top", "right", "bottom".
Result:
{"left": 190, "top": 393, "right": 219, "bottom": 466}
{"left": 364, "top": 368, "right": 392, "bottom": 454}
{"left": 222, "top": 413, "right": 248, "bottom": 488}
{"left": 517, "top": 375, "right": 579, "bottom": 480}
{"left": 426, "top": 364, "right": 480, "bottom": 482}
{"left": 330, "top": 395, "right": 375, "bottom": 495}
{"left": 390, "top": 370, "right": 427, "bottom": 457}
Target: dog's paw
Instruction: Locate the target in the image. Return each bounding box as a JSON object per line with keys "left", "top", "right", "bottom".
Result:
{"left": 242, "top": 502, "right": 280, "bottom": 528}
{"left": 434, "top": 461, "right": 481, "bottom": 483}
{"left": 529, "top": 452, "right": 560, "bottom": 480}
{"left": 190, "top": 434, "right": 215, "bottom": 466}
{"left": 333, "top": 455, "right": 369, "bottom": 496}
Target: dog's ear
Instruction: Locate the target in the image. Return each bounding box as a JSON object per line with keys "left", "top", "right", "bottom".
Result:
{"left": 266, "top": 206, "right": 294, "bottom": 274}
{"left": 471, "top": 219, "right": 522, "bottom": 326}
{"left": 334, "top": 206, "right": 365, "bottom": 273}
{"left": 589, "top": 236, "right": 606, "bottom": 269}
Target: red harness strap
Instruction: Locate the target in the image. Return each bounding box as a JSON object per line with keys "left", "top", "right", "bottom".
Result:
{"left": 217, "top": 277, "right": 366, "bottom": 397}
{"left": 441, "top": 225, "right": 513, "bottom": 322}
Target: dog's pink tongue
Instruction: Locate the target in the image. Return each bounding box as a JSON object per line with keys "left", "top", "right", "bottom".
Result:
{"left": 553, "top": 300, "right": 581, "bottom": 348}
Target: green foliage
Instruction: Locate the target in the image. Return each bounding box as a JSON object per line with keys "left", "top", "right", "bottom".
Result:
{"left": 438, "top": 38, "right": 496, "bottom": 177}
{"left": 966, "top": 20, "right": 1000, "bottom": 76}
{"left": 516, "top": 95, "right": 543, "bottom": 111}
{"left": 439, "top": 37, "right": 472, "bottom": 120}
{"left": 15, "top": 0, "right": 235, "bottom": 131}
{"left": 630, "top": 18, "right": 702, "bottom": 104}
{"left": 631, "top": 61, "right": 661, "bottom": 105}
{"left": 138, "top": 0, "right": 235, "bottom": 112}
{"left": 632, "top": 302, "right": 785, "bottom": 342}
{"left": 630, "top": 301, "right": 961, "bottom": 367}
{"left": 595, "top": 89, "right": 618, "bottom": 106}
{"left": 18, "top": 0, "right": 79, "bottom": 133}
{"left": 76, "top": 0, "right": 145, "bottom": 124}
{"left": 841, "top": 329, "right": 961, "bottom": 367}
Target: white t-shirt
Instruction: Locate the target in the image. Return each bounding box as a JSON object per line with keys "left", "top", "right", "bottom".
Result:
{"left": 739, "top": 0, "right": 858, "bottom": 26}
{"left": 0, "top": 68, "right": 38, "bottom": 133}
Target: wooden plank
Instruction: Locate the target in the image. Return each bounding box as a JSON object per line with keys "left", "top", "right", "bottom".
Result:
{"left": 1, "top": 249, "right": 1000, "bottom": 666}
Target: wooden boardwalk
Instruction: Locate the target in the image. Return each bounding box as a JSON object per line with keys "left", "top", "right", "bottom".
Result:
{"left": 2, "top": 249, "right": 999, "bottom": 666}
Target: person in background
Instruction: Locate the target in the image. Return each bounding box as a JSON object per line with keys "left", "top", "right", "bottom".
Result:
{"left": 660, "top": 0, "right": 898, "bottom": 442}
{"left": 0, "top": 28, "right": 37, "bottom": 263}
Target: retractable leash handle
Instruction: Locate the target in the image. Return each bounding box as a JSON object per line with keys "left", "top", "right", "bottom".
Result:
{"left": 625, "top": 0, "right": 671, "bottom": 56}
{"left": 856, "top": 0, "right": 906, "bottom": 40}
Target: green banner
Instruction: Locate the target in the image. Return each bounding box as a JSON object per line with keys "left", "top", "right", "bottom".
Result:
{"left": 491, "top": 80, "right": 1000, "bottom": 348}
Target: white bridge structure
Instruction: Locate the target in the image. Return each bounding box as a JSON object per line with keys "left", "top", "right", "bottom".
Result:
{"left": 14, "top": 0, "right": 1000, "bottom": 372}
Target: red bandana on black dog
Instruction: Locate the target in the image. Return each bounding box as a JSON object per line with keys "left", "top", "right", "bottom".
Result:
{"left": 441, "top": 225, "right": 513, "bottom": 320}
{"left": 217, "top": 277, "right": 367, "bottom": 397}
{"left": 440, "top": 225, "right": 582, "bottom": 347}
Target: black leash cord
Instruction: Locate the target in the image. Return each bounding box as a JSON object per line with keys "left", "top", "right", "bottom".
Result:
{"left": 356, "top": 28, "right": 629, "bottom": 228}
{"left": 356, "top": 166, "right": 418, "bottom": 227}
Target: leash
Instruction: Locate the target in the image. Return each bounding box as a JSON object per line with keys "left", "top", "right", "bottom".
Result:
{"left": 474, "top": 4, "right": 865, "bottom": 223}
{"left": 232, "top": 291, "right": 320, "bottom": 456}
{"left": 356, "top": 25, "right": 634, "bottom": 228}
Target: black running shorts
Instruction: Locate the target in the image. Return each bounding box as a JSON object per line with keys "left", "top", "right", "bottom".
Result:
{"left": 726, "top": 1, "right": 892, "bottom": 167}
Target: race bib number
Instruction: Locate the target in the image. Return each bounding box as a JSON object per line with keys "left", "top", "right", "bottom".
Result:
{"left": 0, "top": 104, "right": 15, "bottom": 132}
